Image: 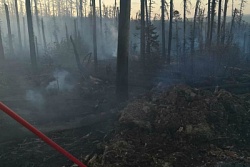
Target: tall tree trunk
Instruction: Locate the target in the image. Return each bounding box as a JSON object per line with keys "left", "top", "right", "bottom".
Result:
{"left": 15, "top": 0, "right": 23, "bottom": 51}
{"left": 116, "top": 0, "right": 131, "bottom": 101}
{"left": 34, "top": 0, "right": 41, "bottom": 41}
{"left": 209, "top": 0, "right": 216, "bottom": 46}
{"left": 141, "top": 0, "right": 145, "bottom": 64}
{"left": 5, "top": 4, "right": 14, "bottom": 56}
{"left": 161, "top": 0, "right": 166, "bottom": 59}
{"left": 206, "top": 0, "right": 211, "bottom": 45}
{"left": 191, "top": 0, "right": 200, "bottom": 53}
{"left": 217, "top": 0, "right": 222, "bottom": 44}
{"left": 221, "top": 0, "right": 228, "bottom": 44}
{"left": 183, "top": 0, "right": 187, "bottom": 59}
{"left": 23, "top": 17, "right": 27, "bottom": 48}
{"left": 92, "top": 0, "right": 98, "bottom": 70}
{"left": 145, "top": 0, "right": 150, "bottom": 54}
{"left": 0, "top": 27, "right": 5, "bottom": 61}
{"left": 26, "top": 0, "right": 38, "bottom": 72}
{"left": 65, "top": 23, "right": 69, "bottom": 43}
{"left": 41, "top": 18, "right": 47, "bottom": 51}
{"left": 167, "top": 0, "right": 173, "bottom": 64}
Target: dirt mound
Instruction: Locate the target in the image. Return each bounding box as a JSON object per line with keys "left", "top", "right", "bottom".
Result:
{"left": 90, "top": 85, "right": 250, "bottom": 167}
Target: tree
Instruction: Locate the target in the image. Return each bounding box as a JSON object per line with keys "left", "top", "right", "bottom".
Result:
{"left": 26, "top": 0, "right": 38, "bottom": 72}
{"left": 116, "top": 0, "right": 131, "bottom": 101}
{"left": 167, "top": 0, "right": 173, "bottom": 64}
{"left": 41, "top": 18, "right": 47, "bottom": 51}
{"left": 217, "top": 0, "right": 222, "bottom": 44}
{"left": 5, "top": 4, "right": 14, "bottom": 56}
{"left": 92, "top": 0, "right": 98, "bottom": 70}
{"left": 209, "top": 0, "right": 216, "bottom": 46}
{"left": 183, "top": 0, "right": 187, "bottom": 60}
{"left": 0, "top": 27, "right": 5, "bottom": 61}
{"left": 221, "top": 0, "right": 228, "bottom": 44}
{"left": 15, "top": 0, "right": 22, "bottom": 51}
{"left": 161, "top": 0, "right": 166, "bottom": 59}
{"left": 191, "top": 0, "right": 200, "bottom": 53}
{"left": 141, "top": 0, "right": 145, "bottom": 65}
{"left": 206, "top": 0, "right": 211, "bottom": 45}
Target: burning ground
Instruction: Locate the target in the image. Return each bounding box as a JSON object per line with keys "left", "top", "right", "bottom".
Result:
{"left": 88, "top": 85, "right": 250, "bottom": 167}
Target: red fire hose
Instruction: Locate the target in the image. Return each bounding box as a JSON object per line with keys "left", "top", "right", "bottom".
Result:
{"left": 0, "top": 102, "right": 87, "bottom": 167}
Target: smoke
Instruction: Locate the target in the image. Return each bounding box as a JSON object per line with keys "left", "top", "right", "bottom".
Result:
{"left": 25, "top": 90, "right": 45, "bottom": 109}
{"left": 46, "top": 69, "right": 74, "bottom": 91}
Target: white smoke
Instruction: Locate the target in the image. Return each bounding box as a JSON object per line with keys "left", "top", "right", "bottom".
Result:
{"left": 46, "top": 70, "right": 73, "bottom": 91}
{"left": 25, "top": 90, "right": 45, "bottom": 109}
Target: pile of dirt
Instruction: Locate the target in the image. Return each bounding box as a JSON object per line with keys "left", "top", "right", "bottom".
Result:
{"left": 88, "top": 85, "right": 250, "bottom": 167}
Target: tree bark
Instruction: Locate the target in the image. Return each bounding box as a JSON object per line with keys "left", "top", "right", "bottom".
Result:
{"left": 26, "top": 0, "right": 38, "bottom": 72}
{"left": 15, "top": 0, "right": 23, "bottom": 51}
{"left": 217, "top": 0, "right": 222, "bottom": 44}
{"left": 167, "top": 0, "right": 173, "bottom": 64}
{"left": 161, "top": 0, "right": 166, "bottom": 59}
{"left": 191, "top": 0, "right": 200, "bottom": 53}
{"left": 92, "top": 0, "right": 98, "bottom": 70}
{"left": 209, "top": 0, "right": 216, "bottom": 47}
{"left": 183, "top": 0, "right": 187, "bottom": 59}
{"left": 0, "top": 27, "right": 5, "bottom": 61}
{"left": 221, "top": 0, "right": 228, "bottom": 44}
{"left": 41, "top": 18, "right": 47, "bottom": 51}
{"left": 141, "top": 0, "right": 145, "bottom": 64}
{"left": 5, "top": 4, "right": 14, "bottom": 56}
{"left": 116, "top": 0, "right": 131, "bottom": 101}
{"left": 23, "top": 17, "right": 27, "bottom": 48}
{"left": 206, "top": 0, "right": 211, "bottom": 45}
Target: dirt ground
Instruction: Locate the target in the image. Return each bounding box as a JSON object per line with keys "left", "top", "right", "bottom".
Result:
{"left": 1, "top": 58, "right": 250, "bottom": 167}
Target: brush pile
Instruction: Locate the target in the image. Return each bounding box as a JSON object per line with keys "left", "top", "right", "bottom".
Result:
{"left": 90, "top": 85, "right": 250, "bottom": 167}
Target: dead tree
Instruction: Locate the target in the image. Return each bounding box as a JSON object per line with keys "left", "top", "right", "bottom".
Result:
{"left": 141, "top": 0, "right": 145, "bottom": 64}
{"left": 116, "top": 0, "right": 131, "bottom": 101}
{"left": 15, "top": 0, "right": 22, "bottom": 51}
{"left": 217, "top": 0, "right": 222, "bottom": 44}
{"left": 206, "top": 0, "right": 211, "bottom": 45}
{"left": 221, "top": 0, "right": 228, "bottom": 44}
{"left": 23, "top": 17, "right": 27, "bottom": 48}
{"left": 167, "top": 0, "right": 173, "bottom": 64}
{"left": 34, "top": 0, "right": 41, "bottom": 41}
{"left": 161, "top": 0, "right": 166, "bottom": 59}
{"left": 5, "top": 4, "right": 14, "bottom": 56}
{"left": 209, "top": 0, "right": 216, "bottom": 46}
{"left": 41, "top": 18, "right": 47, "bottom": 51}
{"left": 183, "top": 0, "right": 187, "bottom": 60}
{"left": 26, "top": 0, "right": 38, "bottom": 72}
{"left": 191, "top": 0, "right": 200, "bottom": 53}
{"left": 0, "top": 27, "right": 5, "bottom": 61}
{"left": 92, "top": 0, "right": 98, "bottom": 70}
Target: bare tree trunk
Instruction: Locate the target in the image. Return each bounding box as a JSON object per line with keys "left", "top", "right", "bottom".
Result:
{"left": 145, "top": 0, "right": 150, "bottom": 54}
{"left": 65, "top": 23, "right": 69, "bottom": 43}
{"left": 206, "top": 0, "right": 211, "bottom": 45}
{"left": 5, "top": 4, "right": 14, "bottom": 56}
{"left": 167, "top": 0, "right": 173, "bottom": 64}
{"left": 183, "top": 0, "right": 187, "bottom": 59}
{"left": 92, "top": 0, "right": 98, "bottom": 70}
{"left": 34, "top": 0, "right": 41, "bottom": 41}
{"left": 191, "top": 0, "right": 200, "bottom": 53}
{"left": 221, "top": 0, "right": 228, "bottom": 44}
{"left": 15, "top": 0, "right": 23, "bottom": 51}
{"left": 0, "top": 27, "right": 5, "bottom": 61}
{"left": 217, "top": 0, "right": 222, "bottom": 44}
{"left": 26, "top": 0, "right": 38, "bottom": 72}
{"left": 23, "top": 17, "right": 27, "bottom": 49}
{"left": 41, "top": 18, "right": 47, "bottom": 51}
{"left": 209, "top": 0, "right": 216, "bottom": 46}
{"left": 141, "top": 0, "right": 145, "bottom": 64}
{"left": 161, "top": 0, "right": 166, "bottom": 59}
{"left": 116, "top": 0, "right": 131, "bottom": 101}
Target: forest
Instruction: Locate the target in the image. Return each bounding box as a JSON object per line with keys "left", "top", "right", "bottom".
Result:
{"left": 0, "top": 0, "right": 250, "bottom": 166}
